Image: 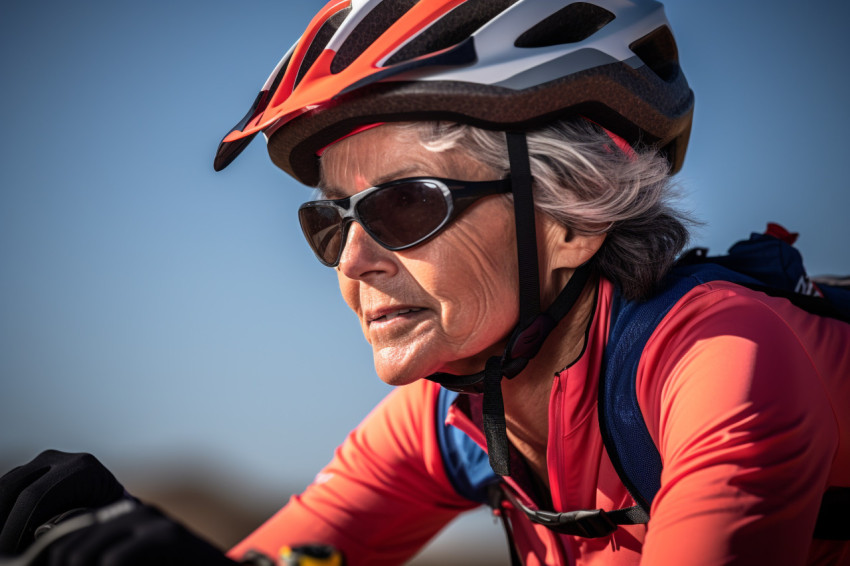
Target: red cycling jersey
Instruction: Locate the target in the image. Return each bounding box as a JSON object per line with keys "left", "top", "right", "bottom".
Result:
{"left": 229, "top": 278, "right": 850, "bottom": 565}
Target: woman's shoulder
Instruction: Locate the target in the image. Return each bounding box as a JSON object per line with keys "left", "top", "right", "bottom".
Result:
{"left": 651, "top": 278, "right": 847, "bottom": 348}
{"left": 635, "top": 278, "right": 850, "bottom": 441}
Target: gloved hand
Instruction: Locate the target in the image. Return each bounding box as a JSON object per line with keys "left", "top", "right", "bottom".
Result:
{"left": 35, "top": 502, "right": 239, "bottom": 566}
{"left": 0, "top": 450, "right": 127, "bottom": 554}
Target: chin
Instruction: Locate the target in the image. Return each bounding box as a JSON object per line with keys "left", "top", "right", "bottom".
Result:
{"left": 375, "top": 366, "right": 426, "bottom": 387}
{"left": 380, "top": 376, "right": 422, "bottom": 387}
{"left": 373, "top": 353, "right": 437, "bottom": 387}
{"left": 371, "top": 343, "right": 498, "bottom": 387}
{"left": 373, "top": 358, "right": 488, "bottom": 388}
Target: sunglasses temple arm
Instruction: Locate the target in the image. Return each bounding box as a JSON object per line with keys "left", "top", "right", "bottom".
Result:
{"left": 448, "top": 178, "right": 513, "bottom": 217}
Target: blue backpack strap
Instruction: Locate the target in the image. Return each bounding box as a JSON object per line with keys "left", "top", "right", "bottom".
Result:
{"left": 601, "top": 262, "right": 850, "bottom": 540}
{"left": 435, "top": 388, "right": 499, "bottom": 504}
{"left": 599, "top": 263, "right": 759, "bottom": 512}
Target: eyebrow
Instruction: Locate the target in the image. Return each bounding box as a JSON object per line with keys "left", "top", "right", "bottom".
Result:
{"left": 318, "top": 165, "right": 427, "bottom": 200}
{"left": 317, "top": 185, "right": 348, "bottom": 200}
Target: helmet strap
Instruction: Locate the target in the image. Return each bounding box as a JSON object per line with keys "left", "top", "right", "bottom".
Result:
{"left": 428, "top": 131, "right": 592, "bottom": 477}
{"left": 506, "top": 131, "right": 542, "bottom": 332}
{"left": 481, "top": 130, "right": 540, "bottom": 476}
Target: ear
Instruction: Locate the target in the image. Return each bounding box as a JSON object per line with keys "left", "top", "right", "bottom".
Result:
{"left": 537, "top": 213, "right": 606, "bottom": 270}
{"left": 561, "top": 227, "right": 607, "bottom": 267}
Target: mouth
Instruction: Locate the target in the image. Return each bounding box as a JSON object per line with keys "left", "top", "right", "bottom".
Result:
{"left": 369, "top": 307, "right": 426, "bottom": 324}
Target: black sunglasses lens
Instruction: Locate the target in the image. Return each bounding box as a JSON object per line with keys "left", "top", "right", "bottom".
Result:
{"left": 357, "top": 181, "right": 449, "bottom": 248}
{"left": 299, "top": 205, "right": 344, "bottom": 265}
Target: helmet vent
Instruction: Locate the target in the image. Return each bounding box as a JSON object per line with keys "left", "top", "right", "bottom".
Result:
{"left": 515, "top": 2, "right": 615, "bottom": 48}
{"left": 385, "top": 0, "right": 520, "bottom": 66}
{"left": 295, "top": 6, "right": 352, "bottom": 88}
{"left": 629, "top": 25, "right": 680, "bottom": 82}
{"left": 331, "top": 0, "right": 421, "bottom": 74}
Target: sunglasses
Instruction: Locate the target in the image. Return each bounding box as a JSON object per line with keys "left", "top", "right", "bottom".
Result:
{"left": 298, "top": 176, "right": 513, "bottom": 267}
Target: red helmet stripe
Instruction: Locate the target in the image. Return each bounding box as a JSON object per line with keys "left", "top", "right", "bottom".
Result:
{"left": 316, "top": 122, "right": 386, "bottom": 156}
{"left": 224, "top": 0, "right": 471, "bottom": 144}
{"left": 267, "top": 0, "right": 351, "bottom": 113}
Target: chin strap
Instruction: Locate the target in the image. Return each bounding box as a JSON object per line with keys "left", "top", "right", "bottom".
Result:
{"left": 482, "top": 266, "right": 592, "bottom": 476}
{"left": 427, "top": 131, "right": 592, "bottom": 476}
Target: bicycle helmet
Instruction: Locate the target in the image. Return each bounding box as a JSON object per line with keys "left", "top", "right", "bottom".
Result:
{"left": 214, "top": 0, "right": 694, "bottom": 477}
{"left": 214, "top": 0, "right": 693, "bottom": 182}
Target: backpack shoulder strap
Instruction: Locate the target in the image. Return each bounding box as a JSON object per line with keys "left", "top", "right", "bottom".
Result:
{"left": 599, "top": 263, "right": 758, "bottom": 512}
{"left": 600, "top": 264, "right": 850, "bottom": 540}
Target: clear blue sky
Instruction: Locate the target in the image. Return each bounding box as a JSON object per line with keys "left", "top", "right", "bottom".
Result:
{"left": 1, "top": 0, "right": 848, "bottom": 501}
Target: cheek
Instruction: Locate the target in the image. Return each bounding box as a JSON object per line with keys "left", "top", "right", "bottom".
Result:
{"left": 455, "top": 261, "right": 518, "bottom": 336}
{"left": 430, "top": 216, "right": 520, "bottom": 335}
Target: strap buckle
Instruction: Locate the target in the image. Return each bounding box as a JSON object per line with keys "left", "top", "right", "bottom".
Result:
{"left": 499, "top": 485, "right": 622, "bottom": 538}
{"left": 528, "top": 508, "right": 618, "bottom": 538}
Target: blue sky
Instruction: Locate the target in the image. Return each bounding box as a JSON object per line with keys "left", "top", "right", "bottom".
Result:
{"left": 1, "top": 0, "right": 848, "bottom": 506}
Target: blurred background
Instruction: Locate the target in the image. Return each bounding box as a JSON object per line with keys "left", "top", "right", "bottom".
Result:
{"left": 1, "top": 1, "right": 848, "bottom": 564}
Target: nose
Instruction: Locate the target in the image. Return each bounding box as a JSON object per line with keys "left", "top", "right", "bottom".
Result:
{"left": 337, "top": 222, "right": 398, "bottom": 280}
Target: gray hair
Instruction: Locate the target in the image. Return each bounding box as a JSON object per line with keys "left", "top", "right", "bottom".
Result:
{"left": 400, "top": 120, "right": 694, "bottom": 301}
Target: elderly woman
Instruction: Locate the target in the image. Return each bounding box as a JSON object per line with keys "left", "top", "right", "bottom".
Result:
{"left": 1, "top": 1, "right": 848, "bottom": 565}
{"left": 211, "top": 0, "right": 850, "bottom": 563}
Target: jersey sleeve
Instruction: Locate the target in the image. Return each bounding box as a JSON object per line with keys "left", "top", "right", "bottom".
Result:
{"left": 635, "top": 282, "right": 845, "bottom": 565}
{"left": 227, "top": 379, "right": 478, "bottom": 566}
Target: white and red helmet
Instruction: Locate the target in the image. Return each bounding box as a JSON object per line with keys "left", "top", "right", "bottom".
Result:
{"left": 214, "top": 0, "right": 694, "bottom": 183}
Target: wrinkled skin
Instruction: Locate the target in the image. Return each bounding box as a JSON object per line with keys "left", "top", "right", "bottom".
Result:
{"left": 320, "top": 124, "right": 604, "bottom": 387}
{"left": 322, "top": 126, "right": 518, "bottom": 385}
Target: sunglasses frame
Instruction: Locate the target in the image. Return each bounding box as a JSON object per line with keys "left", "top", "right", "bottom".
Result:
{"left": 298, "top": 176, "right": 513, "bottom": 267}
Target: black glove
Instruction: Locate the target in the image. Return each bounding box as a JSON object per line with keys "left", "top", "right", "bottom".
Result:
{"left": 0, "top": 451, "right": 127, "bottom": 555}
{"left": 36, "top": 502, "right": 239, "bottom": 566}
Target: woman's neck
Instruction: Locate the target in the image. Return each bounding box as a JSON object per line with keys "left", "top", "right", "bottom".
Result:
{"left": 500, "top": 276, "right": 599, "bottom": 488}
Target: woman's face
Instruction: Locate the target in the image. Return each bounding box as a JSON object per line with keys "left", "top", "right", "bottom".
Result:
{"left": 320, "top": 125, "right": 522, "bottom": 386}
